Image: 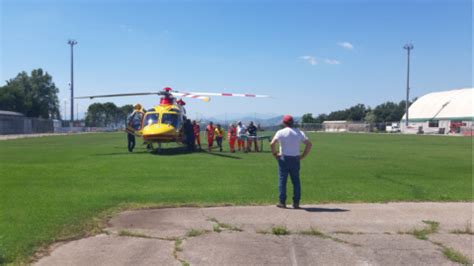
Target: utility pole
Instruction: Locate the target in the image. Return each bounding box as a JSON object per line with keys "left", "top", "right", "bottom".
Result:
{"left": 76, "top": 103, "right": 79, "bottom": 121}
{"left": 64, "top": 100, "right": 67, "bottom": 120}
{"left": 68, "top": 39, "right": 78, "bottom": 122}
{"left": 403, "top": 43, "right": 414, "bottom": 126}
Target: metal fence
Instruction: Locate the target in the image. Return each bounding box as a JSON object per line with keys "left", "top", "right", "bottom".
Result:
{"left": 299, "top": 122, "right": 374, "bottom": 132}
{"left": 262, "top": 122, "right": 392, "bottom": 133}
{"left": 0, "top": 115, "right": 54, "bottom": 135}
{"left": 53, "top": 126, "right": 118, "bottom": 133}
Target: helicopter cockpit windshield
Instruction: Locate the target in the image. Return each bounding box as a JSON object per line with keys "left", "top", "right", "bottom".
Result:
{"left": 144, "top": 113, "right": 159, "bottom": 126}
{"left": 162, "top": 113, "right": 179, "bottom": 128}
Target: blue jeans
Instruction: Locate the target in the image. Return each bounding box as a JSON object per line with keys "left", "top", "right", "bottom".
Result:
{"left": 278, "top": 156, "right": 301, "bottom": 203}
{"left": 216, "top": 136, "right": 223, "bottom": 151}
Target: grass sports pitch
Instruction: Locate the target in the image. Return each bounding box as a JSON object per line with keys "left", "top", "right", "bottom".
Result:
{"left": 0, "top": 132, "right": 471, "bottom": 263}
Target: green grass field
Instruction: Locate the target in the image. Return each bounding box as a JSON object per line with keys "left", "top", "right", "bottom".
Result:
{"left": 0, "top": 132, "right": 472, "bottom": 263}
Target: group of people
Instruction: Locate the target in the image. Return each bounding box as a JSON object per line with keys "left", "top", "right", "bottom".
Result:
{"left": 183, "top": 120, "right": 261, "bottom": 153}
{"left": 129, "top": 113, "right": 313, "bottom": 209}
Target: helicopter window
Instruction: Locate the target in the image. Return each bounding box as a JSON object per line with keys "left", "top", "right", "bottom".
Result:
{"left": 129, "top": 112, "right": 144, "bottom": 130}
{"left": 144, "top": 113, "right": 159, "bottom": 126}
{"left": 161, "top": 113, "right": 179, "bottom": 128}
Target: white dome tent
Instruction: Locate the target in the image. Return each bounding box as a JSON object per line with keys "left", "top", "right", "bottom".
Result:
{"left": 401, "top": 88, "right": 473, "bottom": 135}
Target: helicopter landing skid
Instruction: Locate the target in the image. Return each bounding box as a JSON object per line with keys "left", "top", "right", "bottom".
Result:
{"left": 146, "top": 142, "right": 163, "bottom": 154}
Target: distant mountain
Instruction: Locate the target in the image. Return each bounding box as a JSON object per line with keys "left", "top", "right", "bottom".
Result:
{"left": 190, "top": 113, "right": 303, "bottom": 127}
{"left": 206, "top": 112, "right": 281, "bottom": 121}
{"left": 199, "top": 114, "right": 300, "bottom": 127}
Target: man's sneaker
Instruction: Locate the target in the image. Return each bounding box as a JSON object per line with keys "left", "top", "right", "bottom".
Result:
{"left": 293, "top": 203, "right": 300, "bottom": 209}
{"left": 276, "top": 202, "right": 286, "bottom": 208}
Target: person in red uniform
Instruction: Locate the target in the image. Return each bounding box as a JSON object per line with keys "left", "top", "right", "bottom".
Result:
{"left": 193, "top": 120, "right": 201, "bottom": 149}
{"left": 227, "top": 123, "right": 237, "bottom": 153}
{"left": 206, "top": 121, "right": 215, "bottom": 152}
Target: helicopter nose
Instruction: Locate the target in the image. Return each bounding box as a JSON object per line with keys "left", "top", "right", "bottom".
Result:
{"left": 142, "top": 124, "right": 177, "bottom": 141}
{"left": 143, "top": 124, "right": 175, "bottom": 135}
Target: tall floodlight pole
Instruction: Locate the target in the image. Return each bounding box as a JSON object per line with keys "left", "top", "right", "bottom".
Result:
{"left": 403, "top": 43, "right": 414, "bottom": 126}
{"left": 68, "top": 39, "right": 78, "bottom": 122}
{"left": 64, "top": 99, "right": 67, "bottom": 120}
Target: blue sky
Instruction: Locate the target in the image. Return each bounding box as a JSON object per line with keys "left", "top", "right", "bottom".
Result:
{"left": 1, "top": 0, "right": 472, "bottom": 119}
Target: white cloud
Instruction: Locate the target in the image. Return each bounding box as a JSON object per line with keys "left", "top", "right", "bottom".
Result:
{"left": 299, "top": 55, "right": 317, "bottom": 65}
{"left": 324, "top": 59, "right": 340, "bottom": 65}
{"left": 337, "top": 42, "right": 354, "bottom": 50}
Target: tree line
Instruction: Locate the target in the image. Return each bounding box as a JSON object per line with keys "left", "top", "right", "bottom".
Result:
{"left": 0, "top": 69, "right": 133, "bottom": 126}
{"left": 84, "top": 102, "right": 133, "bottom": 127}
{"left": 301, "top": 101, "right": 412, "bottom": 124}
{"left": 0, "top": 69, "right": 413, "bottom": 126}
{"left": 0, "top": 69, "right": 61, "bottom": 119}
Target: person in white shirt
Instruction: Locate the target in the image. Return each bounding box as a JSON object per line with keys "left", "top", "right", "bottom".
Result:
{"left": 236, "top": 121, "right": 247, "bottom": 152}
{"left": 270, "top": 115, "right": 313, "bottom": 209}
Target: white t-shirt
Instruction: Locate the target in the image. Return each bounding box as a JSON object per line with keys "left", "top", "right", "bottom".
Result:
{"left": 237, "top": 125, "right": 247, "bottom": 136}
{"left": 272, "top": 127, "right": 308, "bottom": 156}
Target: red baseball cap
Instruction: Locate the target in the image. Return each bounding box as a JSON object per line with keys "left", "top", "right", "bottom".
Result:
{"left": 283, "top": 115, "right": 294, "bottom": 124}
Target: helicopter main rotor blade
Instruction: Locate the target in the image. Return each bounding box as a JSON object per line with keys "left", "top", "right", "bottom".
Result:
{"left": 176, "top": 91, "right": 270, "bottom": 98}
{"left": 75, "top": 92, "right": 162, "bottom": 99}
{"left": 75, "top": 89, "right": 271, "bottom": 100}
{"left": 170, "top": 92, "right": 211, "bottom": 102}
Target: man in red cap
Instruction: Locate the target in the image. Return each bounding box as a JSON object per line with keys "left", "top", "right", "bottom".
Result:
{"left": 270, "top": 115, "right": 313, "bottom": 209}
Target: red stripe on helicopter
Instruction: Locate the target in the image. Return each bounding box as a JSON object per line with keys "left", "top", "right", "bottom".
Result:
{"left": 222, "top": 93, "right": 233, "bottom": 96}
{"left": 245, "top": 94, "right": 256, "bottom": 97}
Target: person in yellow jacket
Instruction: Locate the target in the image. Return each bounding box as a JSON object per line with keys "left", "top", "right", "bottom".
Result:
{"left": 214, "top": 124, "right": 225, "bottom": 152}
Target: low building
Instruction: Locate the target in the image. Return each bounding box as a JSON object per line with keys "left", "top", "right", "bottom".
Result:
{"left": 401, "top": 88, "right": 473, "bottom": 135}
{"left": 323, "top": 120, "right": 371, "bottom": 132}
{"left": 0, "top": 110, "right": 54, "bottom": 135}
{"left": 0, "top": 110, "right": 26, "bottom": 134}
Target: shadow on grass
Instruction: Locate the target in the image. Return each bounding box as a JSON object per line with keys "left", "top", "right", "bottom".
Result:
{"left": 96, "top": 147, "right": 244, "bottom": 158}
{"left": 150, "top": 147, "right": 242, "bottom": 158}
{"left": 300, "top": 207, "right": 350, "bottom": 213}
{"left": 202, "top": 150, "right": 242, "bottom": 160}
{"left": 94, "top": 150, "right": 149, "bottom": 156}
{"left": 152, "top": 147, "right": 194, "bottom": 156}
{"left": 246, "top": 150, "right": 272, "bottom": 154}
{"left": 113, "top": 146, "right": 128, "bottom": 149}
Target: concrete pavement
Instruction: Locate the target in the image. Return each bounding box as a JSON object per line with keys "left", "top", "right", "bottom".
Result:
{"left": 36, "top": 202, "right": 473, "bottom": 265}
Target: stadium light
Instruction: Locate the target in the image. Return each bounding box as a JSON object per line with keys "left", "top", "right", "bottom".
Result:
{"left": 403, "top": 43, "right": 414, "bottom": 126}
{"left": 63, "top": 99, "right": 67, "bottom": 120}
{"left": 68, "top": 39, "right": 78, "bottom": 122}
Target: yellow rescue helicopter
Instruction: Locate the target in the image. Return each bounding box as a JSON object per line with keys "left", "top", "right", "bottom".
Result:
{"left": 76, "top": 87, "right": 269, "bottom": 151}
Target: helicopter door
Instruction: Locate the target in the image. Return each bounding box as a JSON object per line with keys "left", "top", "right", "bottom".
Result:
{"left": 126, "top": 111, "right": 144, "bottom": 136}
